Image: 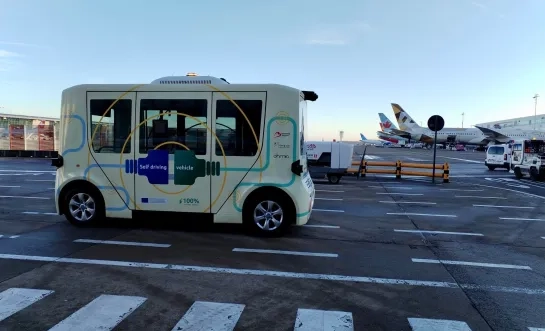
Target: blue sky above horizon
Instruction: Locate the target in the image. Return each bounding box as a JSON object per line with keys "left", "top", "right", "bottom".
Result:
{"left": 1, "top": 0, "right": 545, "bottom": 141}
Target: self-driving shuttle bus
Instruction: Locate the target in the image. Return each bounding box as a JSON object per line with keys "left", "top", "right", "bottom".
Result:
{"left": 51, "top": 74, "right": 318, "bottom": 236}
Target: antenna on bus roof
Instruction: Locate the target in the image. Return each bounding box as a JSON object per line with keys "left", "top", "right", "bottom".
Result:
{"left": 150, "top": 73, "right": 229, "bottom": 85}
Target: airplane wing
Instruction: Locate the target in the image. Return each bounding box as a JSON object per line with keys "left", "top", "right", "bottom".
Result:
{"left": 388, "top": 128, "right": 412, "bottom": 138}
{"left": 475, "top": 126, "right": 511, "bottom": 141}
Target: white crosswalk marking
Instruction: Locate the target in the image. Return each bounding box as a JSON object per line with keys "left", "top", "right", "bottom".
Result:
{"left": 0, "top": 288, "right": 53, "bottom": 322}
{"left": 408, "top": 317, "right": 472, "bottom": 330}
{"left": 0, "top": 287, "right": 542, "bottom": 330}
{"left": 294, "top": 308, "right": 354, "bottom": 331}
{"left": 48, "top": 294, "right": 147, "bottom": 331}
{"left": 171, "top": 301, "right": 245, "bottom": 331}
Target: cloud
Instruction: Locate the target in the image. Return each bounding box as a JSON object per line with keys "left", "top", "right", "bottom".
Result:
{"left": 303, "top": 21, "right": 371, "bottom": 46}
{"left": 0, "top": 41, "right": 42, "bottom": 48}
{"left": 0, "top": 50, "right": 20, "bottom": 57}
{"left": 471, "top": 1, "right": 487, "bottom": 10}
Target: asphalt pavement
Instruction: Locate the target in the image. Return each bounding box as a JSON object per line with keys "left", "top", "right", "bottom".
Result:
{"left": 1, "top": 150, "right": 545, "bottom": 330}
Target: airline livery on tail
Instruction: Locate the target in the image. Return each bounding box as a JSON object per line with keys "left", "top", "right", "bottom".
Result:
{"left": 376, "top": 113, "right": 408, "bottom": 145}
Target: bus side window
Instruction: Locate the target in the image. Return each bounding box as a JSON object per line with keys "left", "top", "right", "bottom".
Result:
{"left": 90, "top": 99, "right": 132, "bottom": 153}
{"left": 139, "top": 99, "right": 208, "bottom": 155}
{"left": 215, "top": 100, "right": 262, "bottom": 157}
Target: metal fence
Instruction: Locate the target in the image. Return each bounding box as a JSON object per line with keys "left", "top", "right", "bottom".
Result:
{"left": 0, "top": 123, "right": 59, "bottom": 151}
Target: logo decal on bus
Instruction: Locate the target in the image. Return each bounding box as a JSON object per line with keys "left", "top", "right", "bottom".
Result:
{"left": 274, "top": 154, "right": 290, "bottom": 159}
{"left": 274, "top": 131, "right": 290, "bottom": 138}
{"left": 273, "top": 142, "right": 290, "bottom": 149}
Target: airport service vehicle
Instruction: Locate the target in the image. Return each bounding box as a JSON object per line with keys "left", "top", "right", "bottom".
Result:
{"left": 50, "top": 74, "right": 318, "bottom": 236}
{"left": 511, "top": 139, "right": 545, "bottom": 180}
{"left": 485, "top": 144, "right": 511, "bottom": 170}
{"left": 306, "top": 141, "right": 354, "bottom": 184}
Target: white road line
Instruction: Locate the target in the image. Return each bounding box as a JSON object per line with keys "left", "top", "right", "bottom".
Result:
{"left": 2, "top": 253, "right": 545, "bottom": 295}
{"left": 411, "top": 258, "right": 532, "bottom": 270}
{"left": 0, "top": 288, "right": 54, "bottom": 322}
{"left": 9, "top": 236, "right": 19, "bottom": 239}
{"left": 500, "top": 217, "right": 545, "bottom": 221}
{"left": 22, "top": 212, "right": 58, "bottom": 215}
{"left": 24, "top": 179, "right": 55, "bottom": 182}
{"left": 376, "top": 193, "right": 423, "bottom": 196}
{"left": 73, "top": 239, "right": 171, "bottom": 248}
{"left": 48, "top": 294, "right": 146, "bottom": 331}
{"left": 368, "top": 186, "right": 414, "bottom": 190}
{"left": 408, "top": 318, "right": 471, "bottom": 331}
{"left": 455, "top": 195, "right": 507, "bottom": 199}
{"left": 314, "top": 184, "right": 344, "bottom": 187}
{"left": 312, "top": 208, "right": 344, "bottom": 213}
{"left": 0, "top": 196, "right": 50, "bottom": 200}
{"left": 0, "top": 169, "right": 55, "bottom": 173}
{"left": 232, "top": 248, "right": 338, "bottom": 258}
{"left": 528, "top": 327, "right": 545, "bottom": 331}
{"left": 440, "top": 189, "right": 484, "bottom": 192}
{"left": 473, "top": 204, "right": 534, "bottom": 209}
{"left": 302, "top": 225, "right": 341, "bottom": 229}
{"left": 294, "top": 309, "right": 354, "bottom": 331}
{"left": 438, "top": 156, "right": 482, "bottom": 164}
{"left": 314, "top": 197, "right": 343, "bottom": 201}
{"left": 172, "top": 301, "right": 244, "bottom": 331}
{"left": 315, "top": 189, "right": 344, "bottom": 193}
{"left": 380, "top": 201, "right": 437, "bottom": 205}
{"left": 0, "top": 185, "right": 20, "bottom": 188}
{"left": 472, "top": 183, "right": 545, "bottom": 200}
{"left": 395, "top": 230, "right": 483, "bottom": 236}
{"left": 388, "top": 213, "right": 457, "bottom": 218}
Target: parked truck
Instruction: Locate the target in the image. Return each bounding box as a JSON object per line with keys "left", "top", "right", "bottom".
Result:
{"left": 306, "top": 141, "right": 354, "bottom": 184}
{"left": 511, "top": 139, "right": 545, "bottom": 181}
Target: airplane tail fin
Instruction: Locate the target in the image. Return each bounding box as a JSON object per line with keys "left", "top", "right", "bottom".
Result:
{"left": 378, "top": 113, "right": 398, "bottom": 131}
{"left": 391, "top": 103, "right": 421, "bottom": 131}
{"left": 360, "top": 133, "right": 367, "bottom": 141}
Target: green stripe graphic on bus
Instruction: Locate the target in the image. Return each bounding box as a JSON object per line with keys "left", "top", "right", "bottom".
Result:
{"left": 174, "top": 150, "right": 220, "bottom": 186}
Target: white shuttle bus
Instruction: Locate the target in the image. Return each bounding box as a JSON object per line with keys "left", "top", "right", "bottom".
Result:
{"left": 51, "top": 74, "right": 318, "bottom": 236}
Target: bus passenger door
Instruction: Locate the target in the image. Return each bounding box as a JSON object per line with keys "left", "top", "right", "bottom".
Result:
{"left": 133, "top": 92, "right": 212, "bottom": 213}
{"left": 210, "top": 92, "right": 266, "bottom": 214}
{"left": 87, "top": 92, "right": 136, "bottom": 210}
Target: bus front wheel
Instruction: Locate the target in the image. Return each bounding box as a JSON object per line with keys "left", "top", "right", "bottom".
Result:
{"left": 63, "top": 188, "right": 104, "bottom": 227}
{"left": 243, "top": 191, "right": 293, "bottom": 237}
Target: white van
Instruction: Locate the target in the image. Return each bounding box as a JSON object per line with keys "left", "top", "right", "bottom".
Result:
{"left": 485, "top": 144, "right": 511, "bottom": 170}
{"left": 50, "top": 74, "right": 318, "bottom": 236}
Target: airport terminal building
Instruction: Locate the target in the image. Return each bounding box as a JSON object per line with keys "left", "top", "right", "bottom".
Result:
{"left": 0, "top": 113, "right": 60, "bottom": 154}
{"left": 476, "top": 114, "right": 545, "bottom": 131}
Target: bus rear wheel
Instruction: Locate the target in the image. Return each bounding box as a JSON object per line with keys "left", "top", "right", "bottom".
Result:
{"left": 63, "top": 188, "right": 104, "bottom": 227}
{"left": 243, "top": 192, "right": 293, "bottom": 237}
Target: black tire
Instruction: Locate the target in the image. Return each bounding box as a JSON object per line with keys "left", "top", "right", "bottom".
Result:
{"left": 487, "top": 166, "right": 496, "bottom": 171}
{"left": 530, "top": 167, "right": 539, "bottom": 181}
{"left": 514, "top": 167, "right": 523, "bottom": 179}
{"left": 328, "top": 175, "right": 341, "bottom": 184}
{"left": 242, "top": 191, "right": 294, "bottom": 237}
{"left": 63, "top": 187, "right": 104, "bottom": 227}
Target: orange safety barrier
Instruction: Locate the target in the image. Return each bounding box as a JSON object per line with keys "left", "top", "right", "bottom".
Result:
{"left": 349, "top": 158, "right": 450, "bottom": 183}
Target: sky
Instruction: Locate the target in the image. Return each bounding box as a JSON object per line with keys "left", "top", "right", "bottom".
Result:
{"left": 1, "top": 0, "right": 545, "bottom": 141}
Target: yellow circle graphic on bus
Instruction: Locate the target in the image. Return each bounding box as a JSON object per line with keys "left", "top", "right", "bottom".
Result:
{"left": 275, "top": 111, "right": 290, "bottom": 125}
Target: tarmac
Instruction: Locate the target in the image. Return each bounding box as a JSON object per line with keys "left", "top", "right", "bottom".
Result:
{"left": 0, "top": 147, "right": 545, "bottom": 330}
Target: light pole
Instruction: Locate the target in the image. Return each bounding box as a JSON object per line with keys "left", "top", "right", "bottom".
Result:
{"left": 461, "top": 112, "right": 465, "bottom": 128}
{"left": 533, "top": 94, "right": 539, "bottom": 131}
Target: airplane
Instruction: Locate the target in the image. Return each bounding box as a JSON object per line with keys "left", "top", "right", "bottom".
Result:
{"left": 360, "top": 133, "right": 394, "bottom": 146}
{"left": 474, "top": 125, "right": 545, "bottom": 143}
{"left": 376, "top": 113, "right": 409, "bottom": 145}
{"left": 390, "top": 103, "right": 492, "bottom": 148}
